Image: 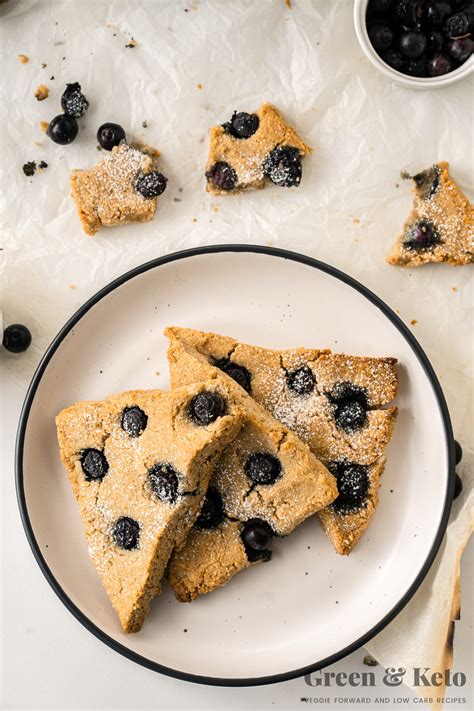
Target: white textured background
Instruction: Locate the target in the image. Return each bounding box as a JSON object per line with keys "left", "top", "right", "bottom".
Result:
{"left": 0, "top": 0, "right": 472, "bottom": 709}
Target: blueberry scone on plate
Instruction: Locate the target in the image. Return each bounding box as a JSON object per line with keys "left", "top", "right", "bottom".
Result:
{"left": 205, "top": 102, "right": 311, "bottom": 195}
{"left": 165, "top": 338, "right": 337, "bottom": 601}
{"left": 165, "top": 327, "right": 398, "bottom": 556}
{"left": 56, "top": 382, "right": 243, "bottom": 632}
{"left": 388, "top": 162, "right": 473, "bottom": 267}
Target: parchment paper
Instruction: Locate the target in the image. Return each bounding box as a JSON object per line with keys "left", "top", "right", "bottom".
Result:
{"left": 0, "top": 2, "right": 472, "bottom": 708}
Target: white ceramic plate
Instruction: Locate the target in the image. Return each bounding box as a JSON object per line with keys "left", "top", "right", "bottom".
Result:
{"left": 16, "top": 246, "right": 454, "bottom": 686}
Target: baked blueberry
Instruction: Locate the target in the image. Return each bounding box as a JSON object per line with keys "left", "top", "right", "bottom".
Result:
{"left": 97, "top": 122, "right": 126, "bottom": 151}
{"left": 287, "top": 366, "right": 315, "bottom": 395}
{"left": 329, "top": 462, "right": 369, "bottom": 513}
{"left": 205, "top": 161, "right": 237, "bottom": 191}
{"left": 369, "top": 24, "right": 395, "bottom": 52}
{"left": 428, "top": 53, "right": 453, "bottom": 75}
{"left": 400, "top": 31, "right": 428, "bottom": 58}
{"left": 189, "top": 391, "right": 226, "bottom": 426}
{"left": 121, "top": 406, "right": 148, "bottom": 437}
{"left": 60, "top": 82, "right": 89, "bottom": 118}
{"left": 413, "top": 165, "right": 440, "bottom": 199}
{"left": 2, "top": 324, "right": 32, "bottom": 353}
{"left": 404, "top": 221, "right": 440, "bottom": 250}
{"left": 47, "top": 114, "right": 79, "bottom": 145}
{"left": 80, "top": 448, "right": 109, "bottom": 482}
{"left": 135, "top": 171, "right": 168, "bottom": 198}
{"left": 262, "top": 145, "right": 302, "bottom": 187}
{"left": 112, "top": 516, "right": 140, "bottom": 550}
{"left": 148, "top": 462, "right": 180, "bottom": 504}
{"left": 213, "top": 357, "right": 252, "bottom": 393}
{"left": 426, "top": 1, "right": 452, "bottom": 28}
{"left": 222, "top": 111, "right": 259, "bottom": 139}
{"left": 241, "top": 518, "right": 273, "bottom": 562}
{"left": 329, "top": 382, "right": 369, "bottom": 432}
{"left": 195, "top": 486, "right": 225, "bottom": 529}
{"left": 244, "top": 452, "right": 282, "bottom": 485}
{"left": 448, "top": 36, "right": 474, "bottom": 62}
{"left": 446, "top": 12, "right": 469, "bottom": 37}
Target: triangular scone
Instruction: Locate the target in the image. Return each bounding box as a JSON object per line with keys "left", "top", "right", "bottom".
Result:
{"left": 165, "top": 327, "right": 398, "bottom": 556}
{"left": 56, "top": 382, "right": 243, "bottom": 631}
{"left": 70, "top": 143, "right": 166, "bottom": 236}
{"left": 388, "top": 162, "right": 474, "bottom": 267}
{"left": 166, "top": 341, "right": 338, "bottom": 601}
{"left": 205, "top": 102, "right": 311, "bottom": 195}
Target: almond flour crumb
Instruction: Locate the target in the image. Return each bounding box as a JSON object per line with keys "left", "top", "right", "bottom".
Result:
{"left": 197, "top": 83, "right": 203, "bottom": 90}
{"left": 410, "top": 319, "right": 418, "bottom": 325}
{"left": 451, "top": 286, "right": 457, "bottom": 292}
{"left": 18, "top": 54, "right": 29, "bottom": 64}
{"left": 69, "top": 284, "right": 77, "bottom": 290}
{"left": 35, "top": 84, "right": 49, "bottom": 101}
{"left": 39, "top": 120, "right": 49, "bottom": 133}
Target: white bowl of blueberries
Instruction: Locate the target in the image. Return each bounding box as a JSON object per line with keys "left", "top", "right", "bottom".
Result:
{"left": 354, "top": 0, "right": 474, "bottom": 87}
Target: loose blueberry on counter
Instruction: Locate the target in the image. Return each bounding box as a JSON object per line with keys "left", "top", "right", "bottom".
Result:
{"left": 404, "top": 221, "right": 440, "bottom": 250}
{"left": 148, "top": 462, "right": 180, "bottom": 504}
{"left": 60, "top": 82, "right": 89, "bottom": 118}
{"left": 241, "top": 518, "right": 274, "bottom": 562}
{"left": 244, "top": 452, "right": 282, "bottom": 485}
{"left": 80, "top": 448, "right": 109, "bottom": 482}
{"left": 287, "top": 366, "right": 315, "bottom": 395}
{"left": 222, "top": 111, "right": 259, "bottom": 139}
{"left": 97, "top": 122, "right": 126, "bottom": 151}
{"left": 329, "top": 462, "right": 369, "bottom": 513}
{"left": 454, "top": 440, "right": 463, "bottom": 465}
{"left": 135, "top": 171, "right": 168, "bottom": 198}
{"left": 189, "top": 391, "right": 226, "bottom": 426}
{"left": 47, "top": 114, "right": 79, "bottom": 145}
{"left": 262, "top": 145, "right": 302, "bottom": 188}
{"left": 329, "top": 382, "right": 369, "bottom": 432}
{"left": 113, "top": 516, "right": 140, "bottom": 550}
{"left": 121, "top": 406, "right": 148, "bottom": 437}
{"left": 195, "top": 486, "right": 225, "bottom": 529}
{"left": 453, "top": 473, "right": 463, "bottom": 499}
{"left": 213, "top": 357, "right": 252, "bottom": 393}
{"left": 2, "top": 324, "right": 32, "bottom": 353}
{"left": 205, "top": 161, "right": 237, "bottom": 191}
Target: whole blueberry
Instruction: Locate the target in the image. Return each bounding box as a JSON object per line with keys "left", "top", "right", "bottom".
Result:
{"left": 97, "top": 122, "right": 126, "bottom": 151}
{"left": 400, "top": 31, "right": 428, "bottom": 58}
{"left": 135, "top": 171, "right": 168, "bottom": 198}
{"left": 2, "top": 324, "right": 32, "bottom": 353}
{"left": 121, "top": 406, "right": 148, "bottom": 437}
{"left": 47, "top": 114, "right": 78, "bottom": 145}
{"left": 454, "top": 440, "right": 463, "bottom": 465}
{"left": 241, "top": 518, "right": 274, "bottom": 562}
{"left": 428, "top": 53, "right": 453, "bottom": 75}
{"left": 426, "top": 1, "right": 453, "bottom": 28}
{"left": 404, "top": 221, "right": 440, "bottom": 249}
{"left": 244, "top": 452, "right": 282, "bottom": 485}
{"left": 428, "top": 30, "right": 445, "bottom": 52}
{"left": 287, "top": 366, "right": 316, "bottom": 395}
{"left": 445, "top": 12, "right": 469, "bottom": 38}
{"left": 222, "top": 111, "right": 259, "bottom": 139}
{"left": 464, "top": 3, "right": 474, "bottom": 29}
{"left": 448, "top": 36, "right": 474, "bottom": 61}
{"left": 453, "top": 473, "right": 463, "bottom": 499}
{"left": 205, "top": 161, "right": 238, "bottom": 191}
{"left": 367, "top": 0, "right": 394, "bottom": 14}
{"left": 80, "top": 448, "right": 109, "bottom": 482}
{"left": 195, "top": 487, "right": 225, "bottom": 529}
{"left": 382, "top": 49, "right": 405, "bottom": 70}
{"left": 393, "top": 0, "right": 425, "bottom": 27}
{"left": 262, "top": 145, "right": 302, "bottom": 188}
{"left": 369, "top": 24, "right": 395, "bottom": 52}
{"left": 189, "top": 391, "right": 226, "bottom": 426}
{"left": 406, "top": 57, "right": 428, "bottom": 75}
{"left": 60, "top": 82, "right": 89, "bottom": 118}
{"left": 112, "top": 516, "right": 140, "bottom": 550}
{"left": 148, "top": 462, "right": 180, "bottom": 504}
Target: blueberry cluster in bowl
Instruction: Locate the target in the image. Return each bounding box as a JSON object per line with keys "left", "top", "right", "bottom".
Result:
{"left": 366, "top": 0, "right": 474, "bottom": 77}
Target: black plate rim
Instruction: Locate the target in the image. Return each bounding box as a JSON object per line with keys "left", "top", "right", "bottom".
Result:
{"left": 15, "top": 244, "right": 455, "bottom": 687}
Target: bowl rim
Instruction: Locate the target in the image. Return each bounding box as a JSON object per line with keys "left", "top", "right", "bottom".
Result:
{"left": 354, "top": 0, "right": 474, "bottom": 88}
{"left": 15, "top": 244, "right": 455, "bottom": 687}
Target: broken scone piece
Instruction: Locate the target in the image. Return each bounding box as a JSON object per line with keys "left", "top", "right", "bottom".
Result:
{"left": 165, "top": 327, "right": 398, "bottom": 556}
{"left": 388, "top": 162, "right": 473, "bottom": 267}
{"left": 56, "top": 382, "right": 243, "bottom": 632}
{"left": 205, "top": 102, "right": 311, "bottom": 195}
{"left": 166, "top": 338, "right": 337, "bottom": 601}
{"left": 70, "top": 142, "right": 167, "bottom": 236}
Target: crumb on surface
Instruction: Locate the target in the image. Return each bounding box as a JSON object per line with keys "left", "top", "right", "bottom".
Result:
{"left": 285, "top": 0, "right": 292, "bottom": 7}
{"left": 18, "top": 54, "right": 29, "bottom": 64}
{"left": 363, "top": 655, "right": 378, "bottom": 667}
{"left": 125, "top": 38, "right": 137, "bottom": 48}
{"left": 155, "top": 371, "right": 160, "bottom": 376}
{"left": 192, "top": 217, "right": 197, "bottom": 223}
{"left": 69, "top": 284, "right": 76, "bottom": 290}
{"left": 142, "top": 120, "right": 148, "bottom": 128}
{"left": 353, "top": 218, "right": 360, "bottom": 224}
{"left": 410, "top": 319, "right": 417, "bottom": 326}
{"left": 197, "top": 83, "right": 203, "bottom": 90}
{"left": 35, "top": 84, "right": 49, "bottom": 101}
{"left": 41, "top": 62, "right": 47, "bottom": 68}
{"left": 39, "top": 120, "right": 49, "bottom": 133}
{"left": 34, "top": 140, "right": 42, "bottom": 147}
{"left": 451, "top": 286, "right": 457, "bottom": 292}
{"left": 38, "top": 160, "right": 48, "bottom": 170}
